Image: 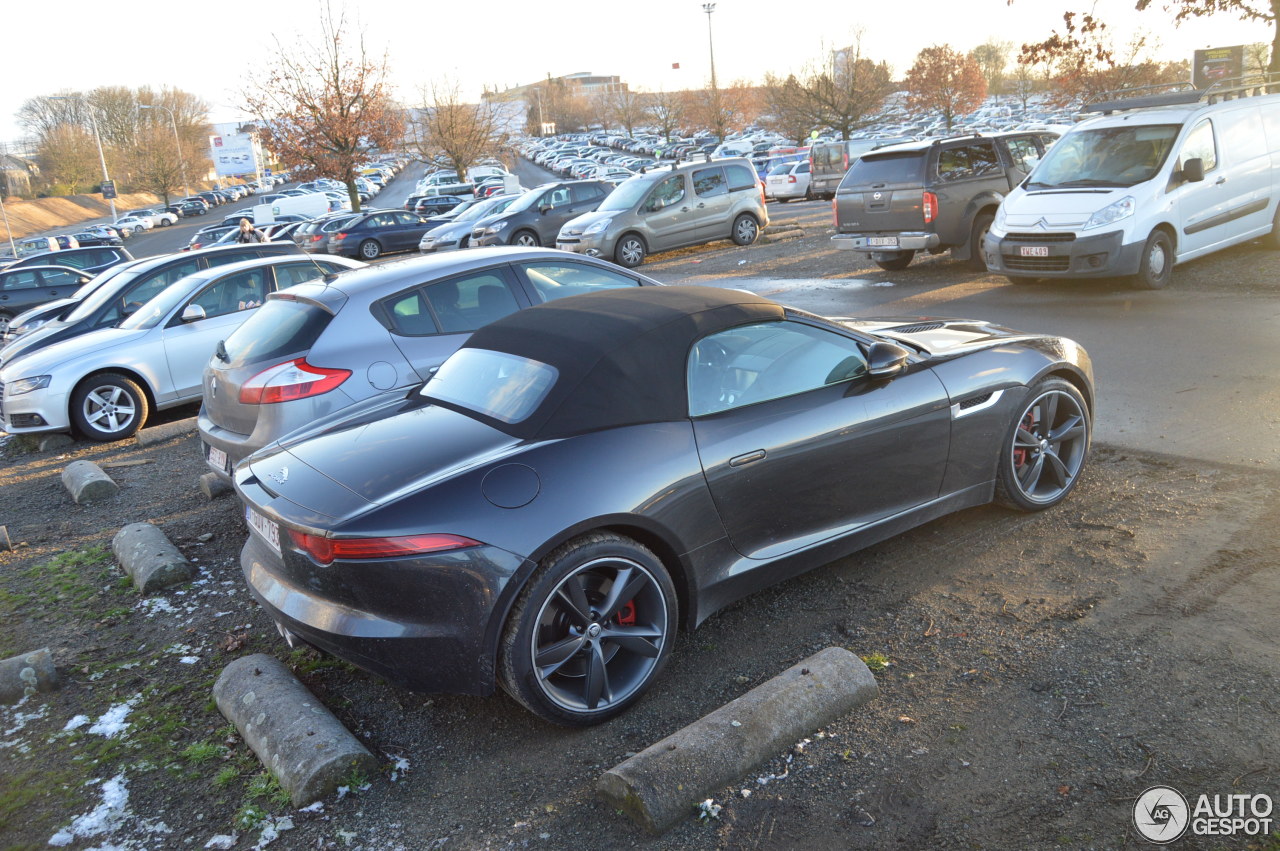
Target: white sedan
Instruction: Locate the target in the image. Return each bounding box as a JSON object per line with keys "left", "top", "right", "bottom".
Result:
{"left": 114, "top": 215, "right": 154, "bottom": 233}
{"left": 765, "top": 160, "right": 812, "bottom": 202}
{"left": 0, "top": 255, "right": 363, "bottom": 441}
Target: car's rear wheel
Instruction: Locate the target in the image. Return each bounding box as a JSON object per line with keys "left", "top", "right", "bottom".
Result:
{"left": 513, "top": 230, "right": 540, "bottom": 247}
{"left": 499, "top": 533, "right": 676, "bottom": 726}
{"left": 614, "top": 234, "right": 647, "bottom": 267}
{"left": 994, "top": 378, "right": 1090, "bottom": 511}
{"left": 358, "top": 239, "right": 382, "bottom": 260}
{"left": 966, "top": 212, "right": 995, "bottom": 271}
{"left": 1131, "top": 230, "right": 1173, "bottom": 290}
{"left": 71, "top": 373, "right": 149, "bottom": 442}
{"left": 731, "top": 214, "right": 760, "bottom": 246}
{"left": 872, "top": 250, "right": 915, "bottom": 271}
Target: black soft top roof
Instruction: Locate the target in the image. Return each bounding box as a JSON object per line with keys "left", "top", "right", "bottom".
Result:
{"left": 459, "top": 286, "right": 785, "bottom": 439}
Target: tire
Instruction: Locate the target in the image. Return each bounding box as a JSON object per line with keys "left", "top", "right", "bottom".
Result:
{"left": 358, "top": 239, "right": 382, "bottom": 260}
{"left": 512, "top": 230, "right": 540, "bottom": 248}
{"left": 1131, "top": 230, "right": 1173, "bottom": 290}
{"left": 966, "top": 211, "right": 995, "bottom": 271}
{"left": 498, "top": 532, "right": 677, "bottom": 726}
{"left": 614, "top": 234, "right": 646, "bottom": 268}
{"left": 731, "top": 214, "right": 760, "bottom": 246}
{"left": 1267, "top": 203, "right": 1280, "bottom": 250}
{"left": 872, "top": 250, "right": 915, "bottom": 271}
{"left": 1006, "top": 276, "right": 1039, "bottom": 285}
{"left": 70, "top": 373, "right": 149, "bottom": 442}
{"left": 0, "top": 312, "right": 12, "bottom": 335}
{"left": 994, "top": 378, "right": 1090, "bottom": 512}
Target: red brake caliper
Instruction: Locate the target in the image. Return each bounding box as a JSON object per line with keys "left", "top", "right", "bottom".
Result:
{"left": 616, "top": 600, "right": 637, "bottom": 625}
{"left": 1013, "top": 409, "right": 1036, "bottom": 468}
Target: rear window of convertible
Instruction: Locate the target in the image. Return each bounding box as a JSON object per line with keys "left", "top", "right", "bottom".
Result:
{"left": 423, "top": 349, "right": 558, "bottom": 424}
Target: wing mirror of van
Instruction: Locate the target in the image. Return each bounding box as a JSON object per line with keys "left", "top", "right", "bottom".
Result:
{"left": 1182, "top": 158, "right": 1205, "bottom": 183}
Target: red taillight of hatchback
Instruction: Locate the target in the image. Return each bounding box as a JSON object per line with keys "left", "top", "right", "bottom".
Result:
{"left": 922, "top": 191, "right": 938, "bottom": 224}
{"left": 238, "top": 358, "right": 351, "bottom": 405}
{"left": 332, "top": 232, "right": 348, "bottom": 241}
{"left": 310, "top": 234, "right": 325, "bottom": 242}
{"left": 287, "top": 530, "right": 481, "bottom": 564}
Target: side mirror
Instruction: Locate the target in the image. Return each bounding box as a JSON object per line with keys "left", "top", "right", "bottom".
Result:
{"left": 538, "top": 205, "right": 552, "bottom": 215}
{"left": 867, "top": 341, "right": 911, "bottom": 378}
{"left": 1182, "top": 157, "right": 1205, "bottom": 183}
{"left": 181, "top": 304, "right": 207, "bottom": 323}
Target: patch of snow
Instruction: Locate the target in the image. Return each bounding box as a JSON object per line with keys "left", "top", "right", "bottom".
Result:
{"left": 87, "top": 697, "right": 140, "bottom": 738}
{"left": 205, "top": 834, "right": 238, "bottom": 849}
{"left": 64, "top": 715, "right": 90, "bottom": 732}
{"left": 48, "top": 774, "right": 130, "bottom": 846}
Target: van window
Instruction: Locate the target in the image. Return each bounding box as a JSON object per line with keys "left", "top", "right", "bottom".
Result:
{"left": 724, "top": 164, "right": 757, "bottom": 192}
{"left": 693, "top": 167, "right": 728, "bottom": 197}
{"left": 1178, "top": 120, "right": 1217, "bottom": 173}
{"left": 1028, "top": 125, "right": 1179, "bottom": 189}
{"left": 643, "top": 175, "right": 686, "bottom": 212}
{"left": 937, "top": 142, "right": 1001, "bottom": 182}
{"left": 1004, "top": 137, "right": 1043, "bottom": 173}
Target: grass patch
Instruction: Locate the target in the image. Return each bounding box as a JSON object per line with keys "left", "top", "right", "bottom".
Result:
{"left": 183, "top": 742, "right": 226, "bottom": 764}
{"left": 860, "top": 652, "right": 891, "bottom": 672}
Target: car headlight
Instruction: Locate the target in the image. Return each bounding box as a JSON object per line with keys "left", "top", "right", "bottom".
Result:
{"left": 486, "top": 221, "right": 509, "bottom": 234}
{"left": 10, "top": 318, "right": 47, "bottom": 337}
{"left": 1083, "top": 195, "right": 1135, "bottom": 231}
{"left": 993, "top": 204, "right": 1007, "bottom": 232}
{"left": 582, "top": 217, "right": 613, "bottom": 236}
{"left": 6, "top": 375, "right": 51, "bottom": 396}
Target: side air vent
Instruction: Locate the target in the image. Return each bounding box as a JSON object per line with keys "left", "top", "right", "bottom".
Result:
{"left": 958, "top": 392, "right": 992, "bottom": 410}
{"left": 951, "top": 388, "right": 1005, "bottom": 419}
{"left": 885, "top": 321, "right": 945, "bottom": 334}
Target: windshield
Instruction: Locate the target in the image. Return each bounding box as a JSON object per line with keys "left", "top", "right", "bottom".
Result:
{"left": 66, "top": 268, "right": 143, "bottom": 321}
{"left": 455, "top": 195, "right": 512, "bottom": 223}
{"left": 597, "top": 175, "right": 652, "bottom": 211}
{"left": 503, "top": 189, "right": 547, "bottom": 214}
{"left": 1026, "top": 124, "right": 1179, "bottom": 189}
{"left": 422, "top": 348, "right": 558, "bottom": 424}
{"left": 119, "top": 274, "right": 211, "bottom": 330}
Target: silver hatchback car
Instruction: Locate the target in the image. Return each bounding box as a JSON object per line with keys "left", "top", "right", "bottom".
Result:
{"left": 198, "top": 246, "right": 663, "bottom": 482}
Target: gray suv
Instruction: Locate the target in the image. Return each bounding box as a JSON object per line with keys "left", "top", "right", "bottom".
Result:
{"left": 470, "top": 180, "right": 611, "bottom": 248}
{"left": 556, "top": 158, "right": 768, "bottom": 267}
{"left": 830, "top": 132, "right": 1057, "bottom": 271}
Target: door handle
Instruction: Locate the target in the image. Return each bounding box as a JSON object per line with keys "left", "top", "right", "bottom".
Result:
{"left": 729, "top": 449, "right": 766, "bottom": 467}
{"left": 680, "top": 206, "right": 691, "bottom": 212}
{"left": 1215, "top": 176, "right": 1227, "bottom": 185}
{"left": 696, "top": 203, "right": 706, "bottom": 208}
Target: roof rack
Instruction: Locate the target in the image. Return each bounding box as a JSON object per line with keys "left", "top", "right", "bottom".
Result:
{"left": 1084, "top": 73, "right": 1280, "bottom": 114}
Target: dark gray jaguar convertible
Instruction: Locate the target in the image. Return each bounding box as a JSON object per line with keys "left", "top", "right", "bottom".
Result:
{"left": 234, "top": 286, "right": 1093, "bottom": 725}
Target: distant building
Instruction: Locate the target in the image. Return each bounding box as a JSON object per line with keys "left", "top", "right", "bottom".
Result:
{"left": 0, "top": 155, "right": 36, "bottom": 197}
{"left": 488, "top": 72, "right": 628, "bottom": 102}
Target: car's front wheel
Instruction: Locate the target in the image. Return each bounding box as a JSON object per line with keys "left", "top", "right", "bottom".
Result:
{"left": 966, "top": 212, "right": 995, "bottom": 271}
{"left": 872, "top": 250, "right": 915, "bottom": 271}
{"left": 358, "top": 239, "right": 382, "bottom": 260}
{"left": 1132, "top": 230, "right": 1173, "bottom": 290}
{"left": 512, "top": 230, "right": 540, "bottom": 247}
{"left": 71, "top": 373, "right": 149, "bottom": 441}
{"left": 994, "top": 378, "right": 1090, "bottom": 511}
{"left": 731, "top": 214, "right": 760, "bottom": 246}
{"left": 614, "top": 234, "right": 646, "bottom": 267}
{"left": 499, "top": 533, "right": 677, "bottom": 726}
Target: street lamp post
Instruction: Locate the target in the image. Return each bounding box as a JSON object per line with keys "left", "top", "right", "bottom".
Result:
{"left": 139, "top": 103, "right": 191, "bottom": 201}
{"left": 702, "top": 2, "right": 718, "bottom": 91}
{"left": 49, "top": 94, "right": 116, "bottom": 221}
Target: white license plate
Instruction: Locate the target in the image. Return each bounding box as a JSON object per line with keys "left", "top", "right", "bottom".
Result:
{"left": 208, "top": 445, "right": 229, "bottom": 472}
{"left": 245, "top": 507, "right": 281, "bottom": 555}
{"left": 868, "top": 237, "right": 899, "bottom": 247}
{"left": 1019, "top": 245, "right": 1050, "bottom": 257}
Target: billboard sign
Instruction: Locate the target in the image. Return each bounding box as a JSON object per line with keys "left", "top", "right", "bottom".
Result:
{"left": 209, "top": 134, "right": 260, "bottom": 177}
{"left": 1194, "top": 45, "right": 1245, "bottom": 89}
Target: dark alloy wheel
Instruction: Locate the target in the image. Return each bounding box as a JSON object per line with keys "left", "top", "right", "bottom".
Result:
{"left": 513, "top": 230, "right": 540, "bottom": 248}
{"left": 966, "top": 211, "right": 994, "bottom": 271}
{"left": 71, "top": 372, "right": 149, "bottom": 441}
{"left": 731, "top": 214, "right": 759, "bottom": 246}
{"left": 1132, "top": 230, "right": 1172, "bottom": 290}
{"left": 499, "top": 533, "right": 676, "bottom": 726}
{"left": 872, "top": 250, "right": 915, "bottom": 271}
{"left": 358, "top": 239, "right": 382, "bottom": 260}
{"left": 615, "top": 234, "right": 646, "bottom": 268}
{"left": 995, "top": 378, "right": 1090, "bottom": 511}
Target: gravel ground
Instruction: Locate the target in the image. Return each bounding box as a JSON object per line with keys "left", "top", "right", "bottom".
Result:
{"left": 1, "top": 216, "right": 1278, "bottom": 851}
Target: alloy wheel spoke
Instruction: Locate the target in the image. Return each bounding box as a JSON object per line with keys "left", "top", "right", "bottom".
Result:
{"left": 1044, "top": 450, "right": 1072, "bottom": 489}
{"left": 603, "top": 624, "right": 664, "bottom": 658}
{"left": 1018, "top": 453, "right": 1046, "bottom": 492}
{"left": 1050, "top": 416, "right": 1085, "bottom": 444}
{"left": 583, "top": 641, "right": 609, "bottom": 710}
{"left": 599, "top": 568, "right": 650, "bottom": 621}
{"left": 1041, "top": 394, "right": 1059, "bottom": 430}
{"left": 1014, "top": 426, "right": 1040, "bottom": 448}
{"left": 534, "top": 634, "right": 587, "bottom": 678}
{"left": 553, "top": 576, "right": 592, "bottom": 628}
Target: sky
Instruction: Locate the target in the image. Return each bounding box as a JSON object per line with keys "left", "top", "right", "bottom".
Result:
{"left": 2, "top": 0, "right": 1270, "bottom": 147}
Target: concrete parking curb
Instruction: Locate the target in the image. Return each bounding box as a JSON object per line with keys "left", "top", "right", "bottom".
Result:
{"left": 214, "top": 654, "right": 380, "bottom": 807}
{"left": 199, "top": 472, "right": 233, "bottom": 501}
{"left": 0, "top": 648, "right": 59, "bottom": 705}
{"left": 112, "top": 522, "right": 194, "bottom": 593}
{"left": 135, "top": 417, "right": 197, "bottom": 447}
{"left": 598, "top": 646, "right": 878, "bottom": 833}
{"left": 61, "top": 460, "right": 119, "bottom": 504}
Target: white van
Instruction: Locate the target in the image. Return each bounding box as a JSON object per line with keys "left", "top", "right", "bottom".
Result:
{"left": 984, "top": 79, "right": 1280, "bottom": 288}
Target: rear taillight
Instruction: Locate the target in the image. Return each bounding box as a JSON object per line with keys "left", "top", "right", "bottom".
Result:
{"left": 310, "top": 234, "right": 324, "bottom": 242}
{"left": 333, "top": 232, "right": 347, "bottom": 240}
{"left": 239, "top": 358, "right": 351, "bottom": 405}
{"left": 787, "top": 175, "right": 797, "bottom": 184}
{"left": 842, "top": 151, "right": 849, "bottom": 170}
{"left": 287, "top": 530, "right": 481, "bottom": 564}
{"left": 922, "top": 191, "right": 938, "bottom": 224}
{"left": 832, "top": 198, "right": 839, "bottom": 228}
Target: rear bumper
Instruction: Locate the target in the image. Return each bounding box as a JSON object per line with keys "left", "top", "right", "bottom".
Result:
{"left": 831, "top": 232, "right": 940, "bottom": 251}
{"left": 238, "top": 520, "right": 532, "bottom": 696}
{"left": 983, "top": 229, "right": 1141, "bottom": 278}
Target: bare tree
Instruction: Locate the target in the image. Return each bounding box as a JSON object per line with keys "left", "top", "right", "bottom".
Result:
{"left": 646, "top": 90, "right": 688, "bottom": 143}
{"left": 905, "top": 45, "right": 988, "bottom": 131}
{"left": 689, "top": 80, "right": 758, "bottom": 145}
{"left": 605, "top": 87, "right": 648, "bottom": 137}
{"left": 1010, "top": 61, "right": 1041, "bottom": 112}
{"left": 37, "top": 125, "right": 100, "bottom": 193}
{"left": 242, "top": 2, "right": 403, "bottom": 212}
{"left": 411, "top": 79, "right": 501, "bottom": 180}
{"left": 970, "top": 40, "right": 1015, "bottom": 94}
{"left": 1022, "top": 20, "right": 1187, "bottom": 107}
{"left": 1245, "top": 40, "right": 1272, "bottom": 74}
{"left": 760, "top": 73, "right": 821, "bottom": 144}
{"left": 805, "top": 43, "right": 896, "bottom": 140}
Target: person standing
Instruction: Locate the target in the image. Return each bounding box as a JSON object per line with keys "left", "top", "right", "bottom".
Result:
{"left": 235, "top": 218, "right": 266, "bottom": 243}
